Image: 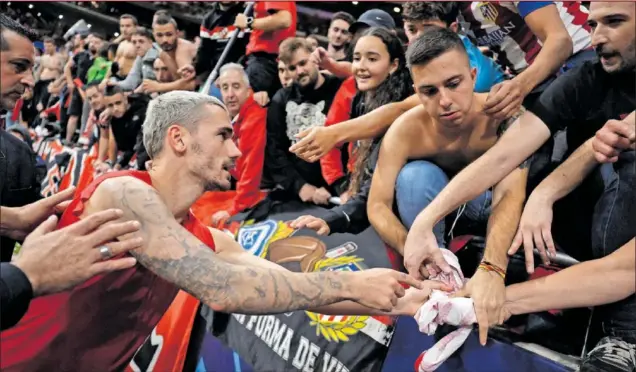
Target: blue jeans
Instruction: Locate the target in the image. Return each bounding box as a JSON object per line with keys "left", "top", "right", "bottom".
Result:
{"left": 395, "top": 160, "right": 492, "bottom": 248}
{"left": 592, "top": 151, "right": 636, "bottom": 343}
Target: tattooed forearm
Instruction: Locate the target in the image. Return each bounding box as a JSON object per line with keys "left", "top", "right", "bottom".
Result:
{"left": 105, "top": 178, "right": 355, "bottom": 314}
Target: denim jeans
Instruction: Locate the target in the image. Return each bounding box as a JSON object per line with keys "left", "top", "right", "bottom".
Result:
{"left": 592, "top": 151, "right": 636, "bottom": 344}
{"left": 395, "top": 160, "right": 492, "bottom": 248}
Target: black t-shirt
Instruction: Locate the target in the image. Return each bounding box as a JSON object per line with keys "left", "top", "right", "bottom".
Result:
{"left": 195, "top": 3, "right": 250, "bottom": 78}
{"left": 531, "top": 61, "right": 635, "bottom": 152}
{"left": 72, "top": 51, "right": 94, "bottom": 84}
{"left": 265, "top": 74, "right": 343, "bottom": 194}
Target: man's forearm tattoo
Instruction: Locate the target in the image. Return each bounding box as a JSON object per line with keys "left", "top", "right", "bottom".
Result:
{"left": 112, "top": 180, "right": 351, "bottom": 314}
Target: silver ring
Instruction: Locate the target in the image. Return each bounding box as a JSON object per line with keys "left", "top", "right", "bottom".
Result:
{"left": 98, "top": 245, "right": 113, "bottom": 260}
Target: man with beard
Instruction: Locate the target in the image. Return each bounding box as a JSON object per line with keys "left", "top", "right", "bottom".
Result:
{"left": 63, "top": 32, "right": 105, "bottom": 143}
{"left": 97, "top": 86, "right": 149, "bottom": 172}
{"left": 112, "top": 14, "right": 138, "bottom": 79}
{"left": 326, "top": 11, "right": 355, "bottom": 61}
{"left": 103, "top": 27, "right": 160, "bottom": 92}
{"left": 143, "top": 14, "right": 197, "bottom": 94}
{"left": 266, "top": 38, "right": 343, "bottom": 205}
{"left": 0, "top": 14, "right": 143, "bottom": 330}
{"left": 404, "top": 3, "right": 635, "bottom": 369}
{"left": 0, "top": 91, "right": 439, "bottom": 371}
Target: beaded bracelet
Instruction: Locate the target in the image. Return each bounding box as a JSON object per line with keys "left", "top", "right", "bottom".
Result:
{"left": 477, "top": 260, "right": 506, "bottom": 280}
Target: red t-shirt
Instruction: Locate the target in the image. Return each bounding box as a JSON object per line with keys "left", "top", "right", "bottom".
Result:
{"left": 246, "top": 1, "right": 297, "bottom": 55}
{"left": 320, "top": 76, "right": 358, "bottom": 185}
{"left": 0, "top": 170, "right": 216, "bottom": 372}
{"left": 229, "top": 94, "right": 267, "bottom": 215}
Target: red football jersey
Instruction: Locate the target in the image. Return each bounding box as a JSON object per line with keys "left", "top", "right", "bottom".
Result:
{"left": 0, "top": 170, "right": 216, "bottom": 371}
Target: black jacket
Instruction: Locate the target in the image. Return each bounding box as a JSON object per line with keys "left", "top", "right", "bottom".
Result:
{"left": 0, "top": 130, "right": 41, "bottom": 262}
{"left": 0, "top": 262, "right": 33, "bottom": 330}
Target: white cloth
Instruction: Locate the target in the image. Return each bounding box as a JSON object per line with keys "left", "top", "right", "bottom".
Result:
{"left": 414, "top": 249, "right": 476, "bottom": 372}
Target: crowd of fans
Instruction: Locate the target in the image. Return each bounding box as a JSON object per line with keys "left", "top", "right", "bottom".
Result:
{"left": 0, "top": 2, "right": 634, "bottom": 372}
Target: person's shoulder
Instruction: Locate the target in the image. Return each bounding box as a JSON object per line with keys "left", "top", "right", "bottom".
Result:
{"left": 324, "top": 74, "right": 344, "bottom": 89}
{"left": 386, "top": 105, "right": 428, "bottom": 142}
{"left": 554, "top": 60, "right": 601, "bottom": 89}
{"left": 272, "top": 85, "right": 294, "bottom": 103}
{"left": 93, "top": 172, "right": 154, "bottom": 201}
{"left": 0, "top": 129, "right": 32, "bottom": 157}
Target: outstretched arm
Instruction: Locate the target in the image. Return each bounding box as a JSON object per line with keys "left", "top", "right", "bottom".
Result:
{"left": 88, "top": 176, "right": 419, "bottom": 314}
{"left": 505, "top": 238, "right": 635, "bottom": 315}
{"left": 212, "top": 228, "right": 447, "bottom": 316}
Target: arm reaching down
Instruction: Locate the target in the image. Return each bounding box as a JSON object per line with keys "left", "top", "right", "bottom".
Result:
{"left": 89, "top": 176, "right": 422, "bottom": 314}
{"left": 505, "top": 238, "right": 635, "bottom": 316}
{"left": 510, "top": 138, "right": 598, "bottom": 270}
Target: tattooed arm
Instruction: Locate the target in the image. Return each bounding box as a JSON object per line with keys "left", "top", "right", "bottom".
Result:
{"left": 87, "top": 176, "right": 421, "bottom": 314}
{"left": 212, "top": 228, "right": 447, "bottom": 316}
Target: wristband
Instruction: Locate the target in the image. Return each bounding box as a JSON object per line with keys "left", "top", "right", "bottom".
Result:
{"left": 246, "top": 16, "right": 254, "bottom": 28}
{"left": 477, "top": 260, "right": 506, "bottom": 280}
{"left": 104, "top": 159, "right": 113, "bottom": 167}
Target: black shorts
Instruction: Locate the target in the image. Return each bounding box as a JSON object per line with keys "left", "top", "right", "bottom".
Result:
{"left": 244, "top": 53, "right": 281, "bottom": 99}
{"left": 67, "top": 89, "right": 83, "bottom": 117}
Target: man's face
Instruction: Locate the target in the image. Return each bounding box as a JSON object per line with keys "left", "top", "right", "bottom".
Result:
{"left": 403, "top": 19, "right": 455, "bottom": 44}
{"left": 589, "top": 2, "right": 636, "bottom": 74}
{"left": 131, "top": 34, "right": 152, "bottom": 57}
{"left": 278, "top": 60, "right": 295, "bottom": 88}
{"left": 104, "top": 92, "right": 129, "bottom": 118}
{"left": 180, "top": 104, "right": 241, "bottom": 191}
{"left": 287, "top": 49, "right": 319, "bottom": 88}
{"left": 153, "top": 23, "right": 178, "bottom": 52}
{"left": 153, "top": 58, "right": 172, "bottom": 82}
{"left": 411, "top": 49, "right": 476, "bottom": 128}
{"left": 0, "top": 30, "right": 35, "bottom": 110}
{"left": 89, "top": 37, "right": 104, "bottom": 54}
{"left": 44, "top": 41, "right": 56, "bottom": 55}
{"left": 328, "top": 19, "right": 352, "bottom": 48}
{"left": 120, "top": 18, "right": 136, "bottom": 38}
{"left": 73, "top": 34, "right": 84, "bottom": 48}
{"left": 218, "top": 69, "right": 251, "bottom": 117}
{"left": 85, "top": 86, "right": 105, "bottom": 111}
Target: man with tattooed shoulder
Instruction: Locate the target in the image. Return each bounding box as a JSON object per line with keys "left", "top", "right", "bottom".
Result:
{"left": 0, "top": 92, "right": 447, "bottom": 371}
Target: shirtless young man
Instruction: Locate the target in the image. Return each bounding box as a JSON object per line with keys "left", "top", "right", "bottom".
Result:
{"left": 112, "top": 14, "right": 138, "bottom": 78}
{"left": 37, "top": 37, "right": 63, "bottom": 81}
{"left": 141, "top": 14, "right": 197, "bottom": 93}
{"left": 367, "top": 28, "right": 528, "bottom": 345}
{"left": 34, "top": 37, "right": 64, "bottom": 110}
{"left": 0, "top": 91, "right": 442, "bottom": 371}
